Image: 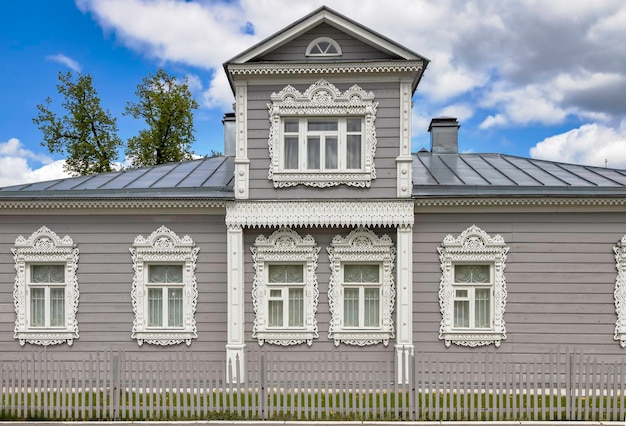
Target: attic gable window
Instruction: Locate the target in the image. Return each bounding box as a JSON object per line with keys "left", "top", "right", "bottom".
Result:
{"left": 268, "top": 79, "right": 378, "bottom": 188}
{"left": 305, "top": 37, "right": 342, "bottom": 57}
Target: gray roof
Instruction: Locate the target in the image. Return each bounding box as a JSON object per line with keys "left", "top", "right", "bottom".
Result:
{"left": 413, "top": 152, "right": 626, "bottom": 197}
{"left": 0, "top": 156, "right": 234, "bottom": 199}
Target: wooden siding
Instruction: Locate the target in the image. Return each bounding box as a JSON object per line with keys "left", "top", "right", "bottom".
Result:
{"left": 243, "top": 227, "right": 397, "bottom": 362}
{"left": 246, "top": 81, "right": 401, "bottom": 199}
{"left": 256, "top": 23, "right": 398, "bottom": 62}
{"left": 0, "top": 214, "right": 228, "bottom": 360}
{"left": 413, "top": 211, "right": 625, "bottom": 361}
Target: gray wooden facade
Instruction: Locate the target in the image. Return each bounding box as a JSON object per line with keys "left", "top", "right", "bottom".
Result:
{"left": 1, "top": 6, "right": 626, "bottom": 380}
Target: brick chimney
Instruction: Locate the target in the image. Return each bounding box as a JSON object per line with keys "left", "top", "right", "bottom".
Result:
{"left": 428, "top": 117, "right": 460, "bottom": 154}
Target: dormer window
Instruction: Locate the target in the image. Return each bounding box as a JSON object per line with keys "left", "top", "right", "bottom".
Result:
{"left": 305, "top": 37, "right": 342, "bottom": 57}
{"left": 268, "top": 79, "right": 378, "bottom": 188}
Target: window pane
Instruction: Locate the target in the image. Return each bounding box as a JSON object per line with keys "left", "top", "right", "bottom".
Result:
{"left": 268, "top": 265, "right": 304, "bottom": 283}
{"left": 308, "top": 120, "right": 338, "bottom": 131}
{"left": 168, "top": 288, "right": 183, "bottom": 327}
{"left": 30, "top": 288, "right": 45, "bottom": 327}
{"left": 289, "top": 288, "right": 304, "bottom": 327}
{"left": 307, "top": 137, "right": 320, "bottom": 169}
{"left": 346, "top": 135, "right": 362, "bottom": 169}
{"left": 31, "top": 265, "right": 64, "bottom": 283}
{"left": 284, "top": 136, "right": 299, "bottom": 169}
{"left": 268, "top": 300, "right": 283, "bottom": 327}
{"left": 325, "top": 137, "right": 338, "bottom": 169}
{"left": 347, "top": 119, "right": 361, "bottom": 132}
{"left": 344, "top": 288, "right": 359, "bottom": 327}
{"left": 344, "top": 264, "right": 379, "bottom": 283}
{"left": 455, "top": 265, "right": 490, "bottom": 283}
{"left": 364, "top": 288, "right": 379, "bottom": 327}
{"left": 148, "top": 288, "right": 163, "bottom": 327}
{"left": 284, "top": 119, "right": 299, "bottom": 133}
{"left": 454, "top": 300, "right": 469, "bottom": 328}
{"left": 50, "top": 288, "right": 65, "bottom": 327}
{"left": 149, "top": 265, "right": 183, "bottom": 283}
{"left": 475, "top": 288, "right": 491, "bottom": 328}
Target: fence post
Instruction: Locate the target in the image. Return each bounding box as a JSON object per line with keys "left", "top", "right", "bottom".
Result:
{"left": 566, "top": 349, "right": 572, "bottom": 421}
{"left": 110, "top": 352, "right": 120, "bottom": 420}
{"left": 260, "top": 354, "right": 266, "bottom": 420}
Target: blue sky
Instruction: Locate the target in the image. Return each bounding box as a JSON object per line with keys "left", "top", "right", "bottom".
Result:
{"left": 2, "top": 0, "right": 626, "bottom": 186}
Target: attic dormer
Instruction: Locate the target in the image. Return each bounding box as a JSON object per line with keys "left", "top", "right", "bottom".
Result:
{"left": 224, "top": 6, "right": 429, "bottom": 199}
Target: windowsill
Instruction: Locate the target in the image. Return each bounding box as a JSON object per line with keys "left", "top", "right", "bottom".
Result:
{"left": 440, "top": 330, "right": 505, "bottom": 348}
{"left": 133, "top": 329, "right": 196, "bottom": 346}
{"left": 331, "top": 329, "right": 393, "bottom": 347}
{"left": 255, "top": 329, "right": 317, "bottom": 346}
{"left": 15, "top": 330, "right": 76, "bottom": 346}
{"left": 272, "top": 171, "right": 373, "bottom": 188}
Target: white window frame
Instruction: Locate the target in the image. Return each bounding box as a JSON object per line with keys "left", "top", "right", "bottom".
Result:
{"left": 268, "top": 79, "right": 378, "bottom": 188}
{"left": 130, "top": 226, "right": 199, "bottom": 346}
{"left": 327, "top": 228, "right": 396, "bottom": 346}
{"left": 615, "top": 235, "right": 626, "bottom": 347}
{"left": 252, "top": 228, "right": 319, "bottom": 346}
{"left": 305, "top": 37, "right": 342, "bottom": 57}
{"left": 13, "top": 226, "right": 79, "bottom": 346}
{"left": 438, "top": 225, "right": 509, "bottom": 347}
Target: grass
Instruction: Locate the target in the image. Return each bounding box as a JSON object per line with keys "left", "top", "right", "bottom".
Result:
{"left": 1, "top": 388, "right": 624, "bottom": 421}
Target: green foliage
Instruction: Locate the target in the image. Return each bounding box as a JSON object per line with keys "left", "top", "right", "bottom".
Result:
{"left": 33, "top": 71, "right": 123, "bottom": 176}
{"left": 124, "top": 68, "right": 199, "bottom": 167}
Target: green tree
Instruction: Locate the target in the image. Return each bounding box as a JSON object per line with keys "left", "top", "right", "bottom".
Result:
{"left": 33, "top": 71, "right": 122, "bottom": 176}
{"left": 124, "top": 68, "right": 199, "bottom": 167}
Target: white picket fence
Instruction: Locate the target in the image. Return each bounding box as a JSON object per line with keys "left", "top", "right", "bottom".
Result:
{"left": 1, "top": 348, "right": 624, "bottom": 421}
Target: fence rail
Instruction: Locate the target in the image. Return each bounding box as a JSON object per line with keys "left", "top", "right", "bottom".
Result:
{"left": 1, "top": 348, "right": 624, "bottom": 421}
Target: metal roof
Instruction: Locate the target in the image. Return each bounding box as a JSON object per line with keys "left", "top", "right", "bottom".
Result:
{"left": 0, "top": 156, "right": 234, "bottom": 199}
{"left": 413, "top": 152, "right": 626, "bottom": 197}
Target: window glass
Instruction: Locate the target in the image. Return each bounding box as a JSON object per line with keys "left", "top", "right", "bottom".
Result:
{"left": 50, "top": 288, "right": 65, "bottom": 327}
{"left": 30, "top": 288, "right": 45, "bottom": 327}
{"left": 148, "top": 288, "right": 163, "bottom": 327}
{"left": 31, "top": 265, "right": 64, "bottom": 283}
{"left": 454, "top": 264, "right": 490, "bottom": 283}
{"left": 344, "top": 288, "right": 359, "bottom": 327}
{"left": 149, "top": 265, "right": 183, "bottom": 283}
{"left": 307, "top": 137, "right": 320, "bottom": 169}
{"left": 308, "top": 120, "right": 338, "bottom": 131}
{"left": 364, "top": 288, "right": 380, "bottom": 327}
{"left": 344, "top": 264, "right": 379, "bottom": 283}
{"left": 168, "top": 288, "right": 183, "bottom": 327}
{"left": 289, "top": 288, "right": 304, "bottom": 327}
{"left": 268, "top": 264, "right": 304, "bottom": 283}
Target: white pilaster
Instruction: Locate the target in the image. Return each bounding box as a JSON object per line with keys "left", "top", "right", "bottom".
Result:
{"left": 234, "top": 81, "right": 249, "bottom": 199}
{"left": 226, "top": 225, "right": 246, "bottom": 382}
{"left": 396, "top": 79, "right": 413, "bottom": 198}
{"left": 395, "top": 224, "right": 414, "bottom": 383}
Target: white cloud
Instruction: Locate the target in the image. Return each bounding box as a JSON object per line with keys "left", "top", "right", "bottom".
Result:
{"left": 530, "top": 122, "right": 626, "bottom": 168}
{"left": 480, "top": 114, "right": 507, "bottom": 129}
{"left": 0, "top": 139, "right": 71, "bottom": 187}
{"left": 437, "top": 103, "right": 474, "bottom": 122}
{"left": 47, "top": 53, "right": 82, "bottom": 73}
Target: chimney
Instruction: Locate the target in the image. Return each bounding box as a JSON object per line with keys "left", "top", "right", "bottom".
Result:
{"left": 428, "top": 117, "right": 460, "bottom": 154}
{"left": 222, "top": 112, "right": 236, "bottom": 156}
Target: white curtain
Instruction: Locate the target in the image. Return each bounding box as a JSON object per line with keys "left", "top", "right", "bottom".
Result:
{"left": 30, "top": 288, "right": 45, "bottom": 327}
{"left": 288, "top": 288, "right": 304, "bottom": 327}
{"left": 168, "top": 288, "right": 183, "bottom": 327}
{"left": 474, "top": 288, "right": 491, "bottom": 328}
{"left": 50, "top": 288, "right": 65, "bottom": 327}
{"left": 343, "top": 288, "right": 359, "bottom": 327}
{"left": 148, "top": 288, "right": 163, "bottom": 327}
{"left": 363, "top": 288, "right": 379, "bottom": 327}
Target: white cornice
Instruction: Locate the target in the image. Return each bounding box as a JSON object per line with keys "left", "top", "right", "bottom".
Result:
{"left": 0, "top": 199, "right": 227, "bottom": 211}
{"left": 228, "top": 61, "right": 424, "bottom": 77}
{"left": 414, "top": 197, "right": 626, "bottom": 210}
{"left": 226, "top": 200, "right": 414, "bottom": 228}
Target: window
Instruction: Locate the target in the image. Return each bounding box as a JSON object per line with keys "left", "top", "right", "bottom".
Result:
{"left": 268, "top": 79, "right": 378, "bottom": 188}
{"left": 252, "top": 228, "right": 319, "bottom": 346}
{"left": 282, "top": 118, "right": 363, "bottom": 172}
{"left": 13, "top": 226, "right": 79, "bottom": 346}
{"left": 305, "top": 37, "right": 342, "bottom": 57}
{"left": 130, "top": 226, "right": 199, "bottom": 346}
{"left": 615, "top": 235, "right": 626, "bottom": 347}
{"left": 438, "top": 225, "right": 509, "bottom": 347}
{"left": 328, "top": 228, "right": 395, "bottom": 346}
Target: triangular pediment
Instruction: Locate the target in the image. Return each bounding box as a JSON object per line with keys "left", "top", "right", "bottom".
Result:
{"left": 225, "top": 6, "right": 427, "bottom": 65}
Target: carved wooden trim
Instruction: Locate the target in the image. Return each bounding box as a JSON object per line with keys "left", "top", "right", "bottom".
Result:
{"left": 267, "top": 79, "right": 378, "bottom": 188}
{"left": 327, "top": 228, "right": 396, "bottom": 346}
{"left": 438, "top": 225, "right": 509, "bottom": 348}
{"left": 615, "top": 236, "right": 626, "bottom": 347}
{"left": 251, "top": 228, "right": 319, "bottom": 346}
{"left": 130, "top": 226, "right": 199, "bottom": 346}
{"left": 13, "top": 226, "right": 79, "bottom": 346}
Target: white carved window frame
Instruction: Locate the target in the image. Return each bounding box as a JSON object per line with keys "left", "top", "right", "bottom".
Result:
{"left": 328, "top": 228, "right": 396, "bottom": 346}
{"left": 305, "top": 37, "right": 342, "bottom": 57}
{"left": 438, "top": 225, "right": 509, "bottom": 348}
{"left": 615, "top": 235, "right": 626, "bottom": 347}
{"left": 130, "top": 226, "right": 199, "bottom": 346}
{"left": 268, "top": 79, "right": 378, "bottom": 188}
{"left": 251, "top": 228, "right": 320, "bottom": 346}
{"left": 13, "top": 226, "right": 79, "bottom": 346}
